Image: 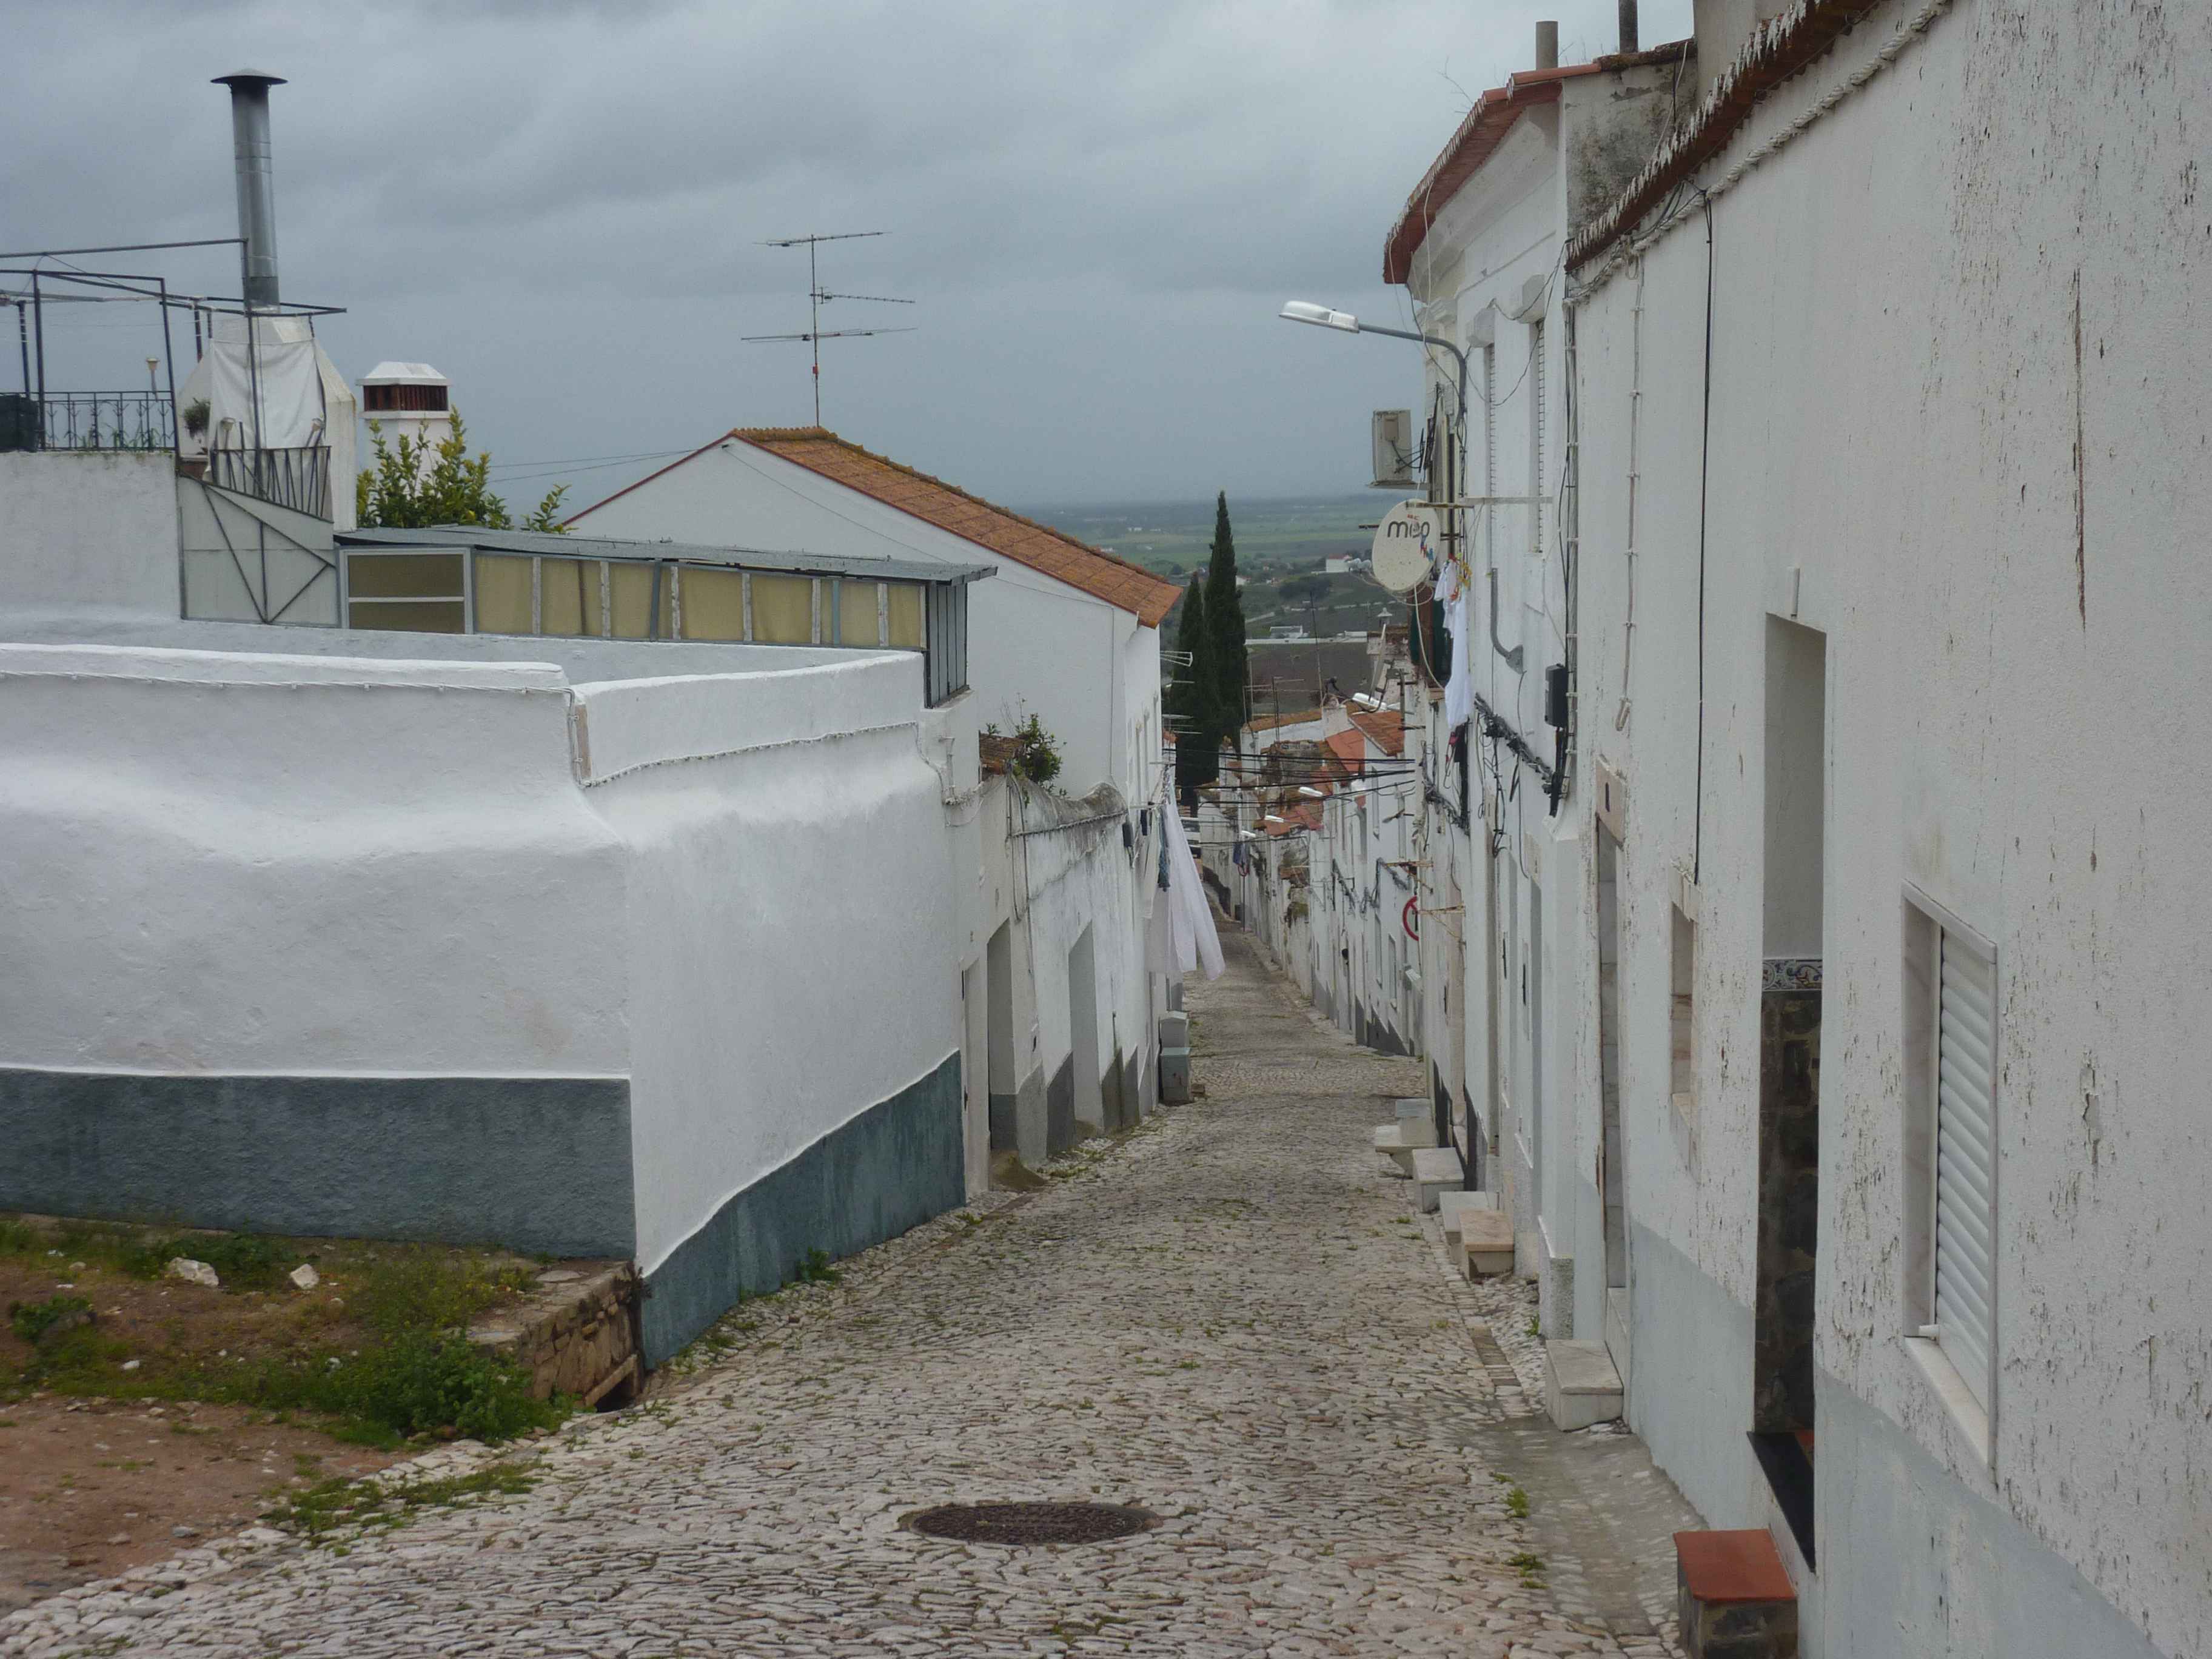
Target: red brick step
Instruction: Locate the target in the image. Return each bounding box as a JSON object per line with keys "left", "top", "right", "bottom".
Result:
{"left": 1675, "top": 1529, "right": 1798, "bottom": 1658}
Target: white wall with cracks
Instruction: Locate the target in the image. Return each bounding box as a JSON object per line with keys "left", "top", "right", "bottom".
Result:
{"left": 1563, "top": 1, "right": 2212, "bottom": 1654}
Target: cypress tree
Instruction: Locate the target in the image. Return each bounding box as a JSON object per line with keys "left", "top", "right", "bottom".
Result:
{"left": 1169, "top": 574, "right": 1218, "bottom": 790}
{"left": 1203, "top": 492, "right": 1249, "bottom": 751}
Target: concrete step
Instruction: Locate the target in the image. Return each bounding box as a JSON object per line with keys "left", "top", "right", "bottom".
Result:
{"left": 1459, "top": 1208, "right": 1515, "bottom": 1278}
{"left": 1407, "top": 1147, "right": 1462, "bottom": 1212}
{"left": 1436, "top": 1189, "right": 1497, "bottom": 1246}
{"left": 1543, "top": 1338, "right": 1624, "bottom": 1430}
{"left": 1371, "top": 1121, "right": 1436, "bottom": 1153}
{"left": 1674, "top": 1528, "right": 1798, "bottom": 1657}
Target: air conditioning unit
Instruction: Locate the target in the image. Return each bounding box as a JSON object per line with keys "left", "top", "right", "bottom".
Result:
{"left": 1372, "top": 409, "right": 1416, "bottom": 489}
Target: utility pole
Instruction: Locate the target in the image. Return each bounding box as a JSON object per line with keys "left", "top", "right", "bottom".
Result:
{"left": 746, "top": 232, "right": 914, "bottom": 426}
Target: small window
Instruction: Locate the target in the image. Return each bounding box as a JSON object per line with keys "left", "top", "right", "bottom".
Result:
{"left": 1670, "top": 902, "right": 1696, "bottom": 1113}
{"left": 1903, "top": 892, "right": 1999, "bottom": 1426}
{"left": 344, "top": 551, "right": 464, "bottom": 632}
{"left": 680, "top": 566, "right": 746, "bottom": 641}
{"left": 885, "top": 582, "right": 925, "bottom": 649}
{"left": 539, "top": 557, "right": 605, "bottom": 638}
{"left": 472, "top": 554, "right": 533, "bottom": 635}
{"left": 607, "top": 561, "right": 671, "bottom": 640}
{"left": 751, "top": 574, "right": 814, "bottom": 643}
{"left": 839, "top": 579, "right": 883, "bottom": 646}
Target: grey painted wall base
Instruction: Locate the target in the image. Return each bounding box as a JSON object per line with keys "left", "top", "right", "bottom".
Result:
{"left": 987, "top": 1090, "right": 1019, "bottom": 1152}
{"left": 1045, "top": 1054, "right": 1076, "bottom": 1156}
{"left": 1012, "top": 1067, "right": 1048, "bottom": 1167}
{"left": 1816, "top": 1370, "right": 2161, "bottom": 1659}
{"left": 641, "top": 1052, "right": 963, "bottom": 1364}
{"left": 0, "top": 1065, "right": 634, "bottom": 1258}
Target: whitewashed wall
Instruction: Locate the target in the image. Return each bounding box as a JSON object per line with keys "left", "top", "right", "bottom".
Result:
{"left": 569, "top": 441, "right": 1158, "bottom": 799}
{"left": 1570, "top": 4, "right": 2212, "bottom": 1654}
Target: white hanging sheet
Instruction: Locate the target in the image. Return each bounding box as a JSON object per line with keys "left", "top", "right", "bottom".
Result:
{"left": 1160, "top": 803, "right": 1224, "bottom": 982}
{"left": 204, "top": 316, "right": 326, "bottom": 450}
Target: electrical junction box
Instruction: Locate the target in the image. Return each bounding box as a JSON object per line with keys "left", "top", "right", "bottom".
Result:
{"left": 1372, "top": 409, "right": 1416, "bottom": 488}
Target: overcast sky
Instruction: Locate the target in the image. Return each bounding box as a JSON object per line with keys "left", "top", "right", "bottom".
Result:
{"left": 3, "top": 0, "right": 1689, "bottom": 509}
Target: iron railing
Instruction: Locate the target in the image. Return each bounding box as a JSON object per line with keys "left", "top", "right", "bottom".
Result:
{"left": 206, "top": 443, "right": 330, "bottom": 520}
{"left": 0, "top": 390, "right": 175, "bottom": 454}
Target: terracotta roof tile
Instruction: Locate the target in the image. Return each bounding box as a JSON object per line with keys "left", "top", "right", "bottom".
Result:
{"left": 1347, "top": 706, "right": 1406, "bottom": 757}
{"left": 1325, "top": 728, "right": 1367, "bottom": 771}
{"left": 728, "top": 428, "right": 1182, "bottom": 627}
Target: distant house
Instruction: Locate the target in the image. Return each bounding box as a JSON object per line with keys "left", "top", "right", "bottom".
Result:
{"left": 567, "top": 427, "right": 1178, "bottom": 800}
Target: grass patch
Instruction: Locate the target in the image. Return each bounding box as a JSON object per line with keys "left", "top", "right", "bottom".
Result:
{"left": 4, "top": 1235, "right": 563, "bottom": 1447}
{"left": 9, "top": 1295, "right": 92, "bottom": 1344}
{"left": 794, "top": 1249, "right": 841, "bottom": 1287}
{"left": 1504, "top": 1485, "right": 1530, "bottom": 1519}
{"left": 266, "top": 1462, "right": 537, "bottom": 1544}
{"left": 1509, "top": 1550, "right": 1546, "bottom": 1586}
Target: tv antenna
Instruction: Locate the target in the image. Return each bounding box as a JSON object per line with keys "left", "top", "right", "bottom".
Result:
{"left": 744, "top": 230, "right": 914, "bottom": 424}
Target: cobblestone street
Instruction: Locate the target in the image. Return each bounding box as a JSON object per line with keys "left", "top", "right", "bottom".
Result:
{"left": 3, "top": 929, "right": 1688, "bottom": 1658}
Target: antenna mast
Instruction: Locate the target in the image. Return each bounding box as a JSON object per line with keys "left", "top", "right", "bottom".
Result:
{"left": 746, "top": 231, "right": 914, "bottom": 424}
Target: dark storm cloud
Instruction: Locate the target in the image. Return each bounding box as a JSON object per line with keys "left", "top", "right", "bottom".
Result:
{"left": 0, "top": 0, "right": 1689, "bottom": 501}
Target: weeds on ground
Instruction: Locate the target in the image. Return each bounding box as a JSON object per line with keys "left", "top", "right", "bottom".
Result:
{"left": 1509, "top": 1550, "right": 1546, "bottom": 1587}
{"left": 266, "top": 1462, "right": 537, "bottom": 1544}
{"left": 8, "top": 1295, "right": 93, "bottom": 1344}
{"left": 1504, "top": 1484, "right": 1530, "bottom": 1519}
{"left": 4, "top": 1233, "right": 562, "bottom": 1447}
{"left": 796, "top": 1249, "right": 841, "bottom": 1287}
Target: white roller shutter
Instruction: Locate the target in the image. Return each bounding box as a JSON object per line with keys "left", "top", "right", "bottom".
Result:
{"left": 1936, "top": 933, "right": 1997, "bottom": 1407}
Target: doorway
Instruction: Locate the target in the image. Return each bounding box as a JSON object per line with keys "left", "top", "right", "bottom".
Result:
{"left": 1752, "top": 617, "right": 1826, "bottom": 1569}
{"left": 1596, "top": 826, "right": 1628, "bottom": 1378}
{"left": 1067, "top": 926, "right": 1102, "bottom": 1140}
{"left": 986, "top": 922, "right": 1017, "bottom": 1158}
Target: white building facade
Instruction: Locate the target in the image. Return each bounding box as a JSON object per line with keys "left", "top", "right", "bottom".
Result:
{"left": 1341, "top": 2, "right": 2212, "bottom": 1655}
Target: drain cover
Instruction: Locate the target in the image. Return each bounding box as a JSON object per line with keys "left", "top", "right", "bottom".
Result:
{"left": 903, "top": 1501, "right": 1159, "bottom": 1546}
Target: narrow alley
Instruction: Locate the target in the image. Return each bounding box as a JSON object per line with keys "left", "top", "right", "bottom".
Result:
{"left": 2, "top": 928, "right": 1694, "bottom": 1658}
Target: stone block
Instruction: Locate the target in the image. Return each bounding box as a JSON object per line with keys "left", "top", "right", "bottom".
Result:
{"left": 1372, "top": 1121, "right": 1435, "bottom": 1153}
{"left": 1436, "top": 1189, "right": 1496, "bottom": 1245}
{"left": 1158, "top": 1045, "right": 1191, "bottom": 1106}
{"left": 1407, "top": 1147, "right": 1461, "bottom": 1212}
{"left": 1543, "top": 1338, "right": 1624, "bottom": 1431}
{"left": 1675, "top": 1529, "right": 1798, "bottom": 1658}
{"left": 1460, "top": 1208, "right": 1515, "bottom": 1278}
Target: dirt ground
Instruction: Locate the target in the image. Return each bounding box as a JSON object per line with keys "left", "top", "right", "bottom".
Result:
{"left": 0, "top": 1224, "right": 569, "bottom": 1614}
{"left": 0, "top": 1395, "right": 401, "bottom": 1612}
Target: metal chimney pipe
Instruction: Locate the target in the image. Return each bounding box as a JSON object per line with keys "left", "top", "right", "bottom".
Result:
{"left": 1618, "top": 0, "right": 1640, "bottom": 53}
{"left": 212, "top": 72, "right": 286, "bottom": 310}
{"left": 1535, "top": 21, "right": 1560, "bottom": 70}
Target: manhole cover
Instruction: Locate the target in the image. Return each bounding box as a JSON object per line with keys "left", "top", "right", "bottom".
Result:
{"left": 902, "top": 1501, "right": 1159, "bottom": 1546}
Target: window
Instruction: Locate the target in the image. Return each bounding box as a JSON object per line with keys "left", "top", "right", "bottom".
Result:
{"left": 1670, "top": 902, "right": 1696, "bottom": 1115}
{"left": 1530, "top": 320, "right": 1546, "bottom": 555}
{"left": 344, "top": 549, "right": 464, "bottom": 633}
{"left": 1903, "top": 891, "right": 1999, "bottom": 1428}
{"left": 837, "top": 578, "right": 882, "bottom": 646}
{"left": 472, "top": 554, "right": 534, "bottom": 634}
{"left": 1934, "top": 931, "right": 1997, "bottom": 1405}
{"left": 885, "top": 582, "right": 925, "bottom": 649}
{"left": 679, "top": 566, "right": 747, "bottom": 641}
{"left": 1481, "top": 342, "right": 1496, "bottom": 497}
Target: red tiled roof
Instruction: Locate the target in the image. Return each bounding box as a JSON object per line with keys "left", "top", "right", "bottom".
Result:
{"left": 567, "top": 427, "right": 1182, "bottom": 628}
{"left": 1348, "top": 706, "right": 1406, "bottom": 757}
{"left": 1326, "top": 728, "right": 1367, "bottom": 772}
{"left": 1569, "top": 13, "right": 1859, "bottom": 271}
{"left": 1382, "top": 42, "right": 1694, "bottom": 286}
{"left": 737, "top": 429, "right": 1181, "bottom": 626}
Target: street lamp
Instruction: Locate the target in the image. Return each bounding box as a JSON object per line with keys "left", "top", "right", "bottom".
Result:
{"left": 1278, "top": 300, "right": 1469, "bottom": 483}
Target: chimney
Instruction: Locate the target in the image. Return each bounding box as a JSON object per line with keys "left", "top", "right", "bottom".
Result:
{"left": 212, "top": 72, "right": 286, "bottom": 310}
{"left": 1618, "top": 0, "right": 1640, "bottom": 53}
{"left": 1535, "top": 21, "right": 1559, "bottom": 70}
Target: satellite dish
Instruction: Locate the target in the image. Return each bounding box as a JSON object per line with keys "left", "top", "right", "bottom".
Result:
{"left": 1370, "top": 500, "right": 1442, "bottom": 594}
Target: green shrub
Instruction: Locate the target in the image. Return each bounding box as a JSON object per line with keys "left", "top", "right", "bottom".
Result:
{"left": 9, "top": 1295, "right": 93, "bottom": 1344}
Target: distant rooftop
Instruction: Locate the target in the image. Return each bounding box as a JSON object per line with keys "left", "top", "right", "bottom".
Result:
{"left": 360, "top": 362, "right": 448, "bottom": 384}
{"left": 338, "top": 526, "right": 990, "bottom": 588}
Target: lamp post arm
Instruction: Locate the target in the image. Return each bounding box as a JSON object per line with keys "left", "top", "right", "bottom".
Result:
{"left": 1352, "top": 323, "right": 1469, "bottom": 443}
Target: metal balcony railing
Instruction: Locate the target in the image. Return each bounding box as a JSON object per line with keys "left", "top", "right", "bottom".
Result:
{"left": 0, "top": 390, "right": 176, "bottom": 454}
{"left": 204, "top": 443, "right": 330, "bottom": 520}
